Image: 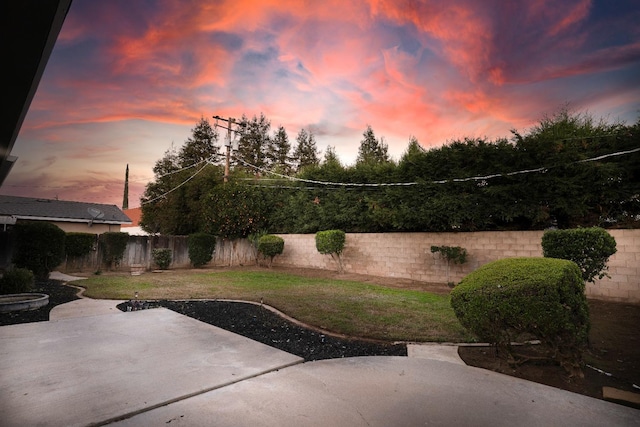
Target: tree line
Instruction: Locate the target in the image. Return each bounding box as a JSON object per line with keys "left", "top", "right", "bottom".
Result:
{"left": 140, "top": 109, "right": 640, "bottom": 237}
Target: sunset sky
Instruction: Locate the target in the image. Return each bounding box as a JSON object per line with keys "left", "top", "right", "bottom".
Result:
{"left": 3, "top": 0, "right": 639, "bottom": 208}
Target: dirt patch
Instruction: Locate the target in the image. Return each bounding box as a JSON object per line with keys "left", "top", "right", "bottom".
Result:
{"left": 262, "top": 267, "right": 640, "bottom": 407}
{"left": 457, "top": 299, "right": 640, "bottom": 408}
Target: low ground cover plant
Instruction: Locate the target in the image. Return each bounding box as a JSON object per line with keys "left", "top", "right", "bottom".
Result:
{"left": 450, "top": 257, "right": 589, "bottom": 376}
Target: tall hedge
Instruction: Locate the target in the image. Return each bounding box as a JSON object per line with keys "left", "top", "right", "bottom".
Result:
{"left": 542, "top": 227, "right": 617, "bottom": 283}
{"left": 65, "top": 232, "right": 97, "bottom": 258}
{"left": 12, "top": 222, "right": 66, "bottom": 278}
{"left": 188, "top": 232, "right": 216, "bottom": 267}
{"left": 99, "top": 232, "right": 129, "bottom": 270}
{"left": 450, "top": 257, "right": 589, "bottom": 376}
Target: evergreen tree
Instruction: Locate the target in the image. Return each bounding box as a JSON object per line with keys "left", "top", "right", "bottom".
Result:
{"left": 179, "top": 117, "right": 220, "bottom": 167}
{"left": 140, "top": 145, "right": 181, "bottom": 234}
{"left": 323, "top": 145, "right": 341, "bottom": 167}
{"left": 269, "top": 125, "right": 292, "bottom": 174}
{"left": 237, "top": 113, "right": 271, "bottom": 174}
{"left": 293, "top": 129, "right": 320, "bottom": 172}
{"left": 356, "top": 125, "right": 390, "bottom": 165}
{"left": 122, "top": 164, "right": 129, "bottom": 209}
{"left": 140, "top": 121, "right": 224, "bottom": 235}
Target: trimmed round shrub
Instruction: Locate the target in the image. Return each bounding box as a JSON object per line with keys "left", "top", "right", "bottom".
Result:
{"left": 12, "top": 222, "right": 66, "bottom": 279}
{"left": 257, "top": 235, "right": 284, "bottom": 267}
{"left": 542, "top": 227, "right": 617, "bottom": 283}
{"left": 152, "top": 248, "right": 172, "bottom": 270}
{"left": 315, "top": 229, "right": 346, "bottom": 272}
{"left": 315, "top": 229, "right": 346, "bottom": 255}
{"left": 0, "top": 267, "right": 35, "bottom": 294}
{"left": 188, "top": 233, "right": 216, "bottom": 267}
{"left": 99, "top": 232, "right": 129, "bottom": 270}
{"left": 450, "top": 257, "right": 589, "bottom": 375}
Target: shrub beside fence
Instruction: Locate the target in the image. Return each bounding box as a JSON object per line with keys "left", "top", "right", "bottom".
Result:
{"left": 50, "top": 229, "right": 640, "bottom": 303}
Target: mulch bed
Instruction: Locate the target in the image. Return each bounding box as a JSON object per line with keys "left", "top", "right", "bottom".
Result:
{"left": 0, "top": 280, "right": 406, "bottom": 362}
{"left": 117, "top": 299, "right": 407, "bottom": 361}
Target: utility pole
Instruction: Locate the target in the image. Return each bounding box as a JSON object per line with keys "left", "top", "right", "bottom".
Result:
{"left": 224, "top": 118, "right": 234, "bottom": 183}
{"left": 213, "top": 115, "right": 240, "bottom": 183}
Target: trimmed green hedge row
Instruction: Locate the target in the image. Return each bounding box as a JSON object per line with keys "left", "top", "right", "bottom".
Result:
{"left": 65, "top": 232, "right": 96, "bottom": 258}
{"left": 450, "top": 257, "right": 589, "bottom": 374}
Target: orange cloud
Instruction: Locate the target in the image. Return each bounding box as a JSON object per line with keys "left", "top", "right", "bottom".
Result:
{"left": 8, "top": 0, "right": 637, "bottom": 206}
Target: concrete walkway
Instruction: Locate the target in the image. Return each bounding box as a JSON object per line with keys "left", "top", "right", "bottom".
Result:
{"left": 49, "top": 271, "right": 126, "bottom": 320}
{"left": 0, "top": 274, "right": 636, "bottom": 425}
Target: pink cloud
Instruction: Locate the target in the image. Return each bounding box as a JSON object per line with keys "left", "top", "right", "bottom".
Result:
{"left": 7, "top": 0, "right": 637, "bottom": 207}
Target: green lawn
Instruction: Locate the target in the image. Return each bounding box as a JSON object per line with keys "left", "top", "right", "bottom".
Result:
{"left": 75, "top": 269, "right": 476, "bottom": 343}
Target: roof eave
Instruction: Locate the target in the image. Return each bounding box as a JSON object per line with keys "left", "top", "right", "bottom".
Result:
{"left": 14, "top": 215, "right": 132, "bottom": 225}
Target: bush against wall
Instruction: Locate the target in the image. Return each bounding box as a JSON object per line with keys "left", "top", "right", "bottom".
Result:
{"left": 542, "top": 227, "right": 617, "bottom": 283}
{"left": 0, "top": 267, "right": 34, "bottom": 294}
{"left": 12, "top": 222, "right": 66, "bottom": 279}
{"left": 315, "top": 230, "right": 346, "bottom": 272}
{"left": 188, "top": 232, "right": 216, "bottom": 267}
{"left": 99, "top": 232, "right": 129, "bottom": 270}
{"left": 450, "top": 257, "right": 589, "bottom": 376}
{"left": 430, "top": 245, "right": 468, "bottom": 285}
{"left": 152, "top": 248, "right": 172, "bottom": 269}
{"left": 65, "top": 232, "right": 96, "bottom": 258}
{"left": 257, "top": 235, "right": 284, "bottom": 267}
{"left": 248, "top": 229, "right": 269, "bottom": 265}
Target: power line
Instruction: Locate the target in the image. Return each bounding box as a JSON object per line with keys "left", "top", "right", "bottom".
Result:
{"left": 233, "top": 147, "right": 640, "bottom": 188}
{"left": 140, "top": 158, "right": 217, "bottom": 205}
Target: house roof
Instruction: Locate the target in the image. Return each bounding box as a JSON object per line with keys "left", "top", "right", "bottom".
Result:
{"left": 0, "top": 195, "right": 131, "bottom": 225}
{"left": 122, "top": 207, "right": 142, "bottom": 227}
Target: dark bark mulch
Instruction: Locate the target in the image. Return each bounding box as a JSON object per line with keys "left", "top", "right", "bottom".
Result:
{"left": 117, "top": 299, "right": 407, "bottom": 362}
{"left": 0, "top": 280, "right": 406, "bottom": 362}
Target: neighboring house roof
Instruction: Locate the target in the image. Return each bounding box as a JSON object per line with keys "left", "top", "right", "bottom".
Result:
{"left": 122, "top": 207, "right": 149, "bottom": 235}
{"left": 122, "top": 207, "right": 142, "bottom": 227}
{"left": 0, "top": 195, "right": 131, "bottom": 225}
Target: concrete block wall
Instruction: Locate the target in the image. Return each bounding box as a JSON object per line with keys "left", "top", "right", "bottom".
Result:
{"left": 588, "top": 229, "right": 640, "bottom": 303}
{"left": 274, "top": 230, "right": 640, "bottom": 303}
